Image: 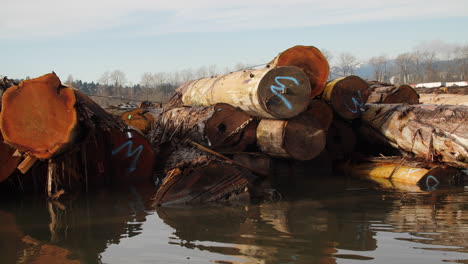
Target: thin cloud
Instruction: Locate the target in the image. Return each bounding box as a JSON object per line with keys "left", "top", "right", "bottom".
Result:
{"left": 1, "top": 0, "right": 467, "bottom": 39}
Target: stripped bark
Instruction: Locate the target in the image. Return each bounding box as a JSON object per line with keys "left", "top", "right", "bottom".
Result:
{"left": 153, "top": 103, "right": 256, "bottom": 152}
{"left": 367, "top": 85, "right": 419, "bottom": 104}
{"left": 322, "top": 76, "right": 370, "bottom": 120}
{"left": 167, "top": 66, "right": 311, "bottom": 119}
{"left": 361, "top": 104, "right": 468, "bottom": 168}
{"left": 419, "top": 94, "right": 468, "bottom": 106}
{"left": 267, "top": 45, "right": 329, "bottom": 98}
{"left": 256, "top": 114, "right": 326, "bottom": 160}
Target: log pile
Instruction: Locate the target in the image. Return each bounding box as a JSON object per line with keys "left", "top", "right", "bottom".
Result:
{"left": 1, "top": 45, "right": 466, "bottom": 203}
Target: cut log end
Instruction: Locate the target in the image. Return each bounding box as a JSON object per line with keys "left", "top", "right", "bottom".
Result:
{"left": 272, "top": 45, "right": 330, "bottom": 98}
{"left": 323, "top": 76, "right": 370, "bottom": 120}
{"left": 258, "top": 66, "right": 311, "bottom": 119}
{"left": 284, "top": 115, "right": 326, "bottom": 160}
{"left": 382, "top": 85, "right": 420, "bottom": 104}
{"left": 121, "top": 108, "right": 155, "bottom": 134}
{"left": 0, "top": 73, "right": 77, "bottom": 159}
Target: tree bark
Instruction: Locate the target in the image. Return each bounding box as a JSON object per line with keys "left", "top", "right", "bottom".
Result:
{"left": 0, "top": 134, "right": 21, "bottom": 182}
{"left": 154, "top": 147, "right": 253, "bottom": 206}
{"left": 419, "top": 94, "right": 468, "bottom": 106}
{"left": 322, "top": 76, "right": 370, "bottom": 120}
{"left": 367, "top": 84, "right": 419, "bottom": 104}
{"left": 306, "top": 99, "right": 334, "bottom": 131}
{"left": 256, "top": 114, "right": 326, "bottom": 160}
{"left": 154, "top": 103, "right": 257, "bottom": 152}
{"left": 361, "top": 104, "right": 468, "bottom": 168}
{"left": 169, "top": 66, "right": 311, "bottom": 119}
{"left": 267, "top": 45, "right": 329, "bottom": 99}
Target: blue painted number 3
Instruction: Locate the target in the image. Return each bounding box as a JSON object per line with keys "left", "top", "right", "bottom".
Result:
{"left": 270, "top": 76, "right": 299, "bottom": 110}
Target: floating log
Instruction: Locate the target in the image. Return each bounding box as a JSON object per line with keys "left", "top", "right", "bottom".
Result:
{"left": 361, "top": 104, "right": 468, "bottom": 168}
{"left": 326, "top": 120, "right": 356, "bottom": 161}
{"left": 175, "top": 66, "right": 311, "bottom": 119}
{"left": 0, "top": 73, "right": 78, "bottom": 159}
{"left": 419, "top": 94, "right": 468, "bottom": 106}
{"left": 367, "top": 84, "right": 419, "bottom": 104}
{"left": 155, "top": 103, "right": 257, "bottom": 152}
{"left": 154, "top": 147, "right": 253, "bottom": 206}
{"left": 256, "top": 114, "right": 326, "bottom": 160}
{"left": 322, "top": 76, "right": 370, "bottom": 120}
{"left": 267, "top": 45, "right": 329, "bottom": 98}
{"left": 120, "top": 108, "right": 158, "bottom": 134}
{"left": 339, "top": 157, "right": 463, "bottom": 188}
{"left": 0, "top": 134, "right": 21, "bottom": 182}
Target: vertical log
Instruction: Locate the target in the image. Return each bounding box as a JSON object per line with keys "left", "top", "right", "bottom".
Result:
{"left": 179, "top": 66, "right": 311, "bottom": 119}
{"left": 256, "top": 114, "right": 326, "bottom": 160}
{"left": 267, "top": 45, "right": 330, "bottom": 98}
{"left": 322, "top": 76, "right": 370, "bottom": 120}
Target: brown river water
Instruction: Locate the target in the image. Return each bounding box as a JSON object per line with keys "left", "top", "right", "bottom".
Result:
{"left": 1, "top": 174, "right": 468, "bottom": 264}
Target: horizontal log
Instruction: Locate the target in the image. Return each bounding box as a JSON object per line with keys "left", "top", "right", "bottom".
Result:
{"left": 120, "top": 108, "right": 158, "bottom": 134}
{"left": 178, "top": 66, "right": 311, "bottom": 119}
{"left": 154, "top": 147, "right": 253, "bottom": 206}
{"left": 256, "top": 114, "right": 326, "bottom": 160}
{"left": 155, "top": 103, "right": 256, "bottom": 152}
{"left": 267, "top": 45, "right": 329, "bottom": 98}
{"left": 419, "top": 94, "right": 468, "bottom": 106}
{"left": 322, "top": 76, "right": 370, "bottom": 120}
{"left": 326, "top": 120, "right": 356, "bottom": 161}
{"left": 367, "top": 84, "right": 419, "bottom": 104}
{"left": 305, "top": 99, "right": 334, "bottom": 131}
{"left": 338, "top": 157, "right": 464, "bottom": 188}
{"left": 361, "top": 104, "right": 468, "bottom": 168}
{"left": 414, "top": 86, "right": 468, "bottom": 95}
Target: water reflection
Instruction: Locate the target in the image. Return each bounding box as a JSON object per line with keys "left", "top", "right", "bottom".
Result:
{"left": 1, "top": 179, "right": 468, "bottom": 263}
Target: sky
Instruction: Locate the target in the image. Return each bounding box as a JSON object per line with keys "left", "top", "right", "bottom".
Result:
{"left": 1, "top": 0, "right": 467, "bottom": 84}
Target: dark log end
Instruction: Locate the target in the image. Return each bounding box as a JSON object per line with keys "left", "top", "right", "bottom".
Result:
{"left": 284, "top": 115, "right": 326, "bottom": 160}
{"left": 258, "top": 66, "right": 311, "bottom": 119}
{"left": 306, "top": 99, "right": 334, "bottom": 130}
{"left": 0, "top": 134, "right": 21, "bottom": 182}
{"left": 275, "top": 45, "right": 330, "bottom": 98}
{"left": 205, "top": 103, "right": 257, "bottom": 152}
{"left": 382, "top": 85, "right": 420, "bottom": 104}
{"left": 327, "top": 76, "right": 370, "bottom": 120}
{"left": 0, "top": 73, "right": 77, "bottom": 159}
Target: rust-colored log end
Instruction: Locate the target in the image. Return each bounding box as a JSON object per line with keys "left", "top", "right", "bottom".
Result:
{"left": 0, "top": 73, "right": 77, "bottom": 159}
{"left": 382, "top": 84, "right": 420, "bottom": 104}
{"left": 275, "top": 45, "right": 330, "bottom": 99}
{"left": 121, "top": 108, "right": 155, "bottom": 134}
{"left": 0, "top": 133, "right": 21, "bottom": 182}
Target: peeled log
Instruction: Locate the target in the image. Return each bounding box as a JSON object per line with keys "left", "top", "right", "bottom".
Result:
{"left": 419, "top": 94, "right": 468, "bottom": 106}
{"left": 361, "top": 104, "right": 468, "bottom": 168}
{"left": 156, "top": 103, "right": 256, "bottom": 152}
{"left": 338, "top": 157, "right": 463, "bottom": 188}
{"left": 367, "top": 85, "right": 419, "bottom": 104}
{"left": 179, "top": 66, "right": 311, "bottom": 119}
{"left": 322, "top": 76, "right": 370, "bottom": 120}
{"left": 0, "top": 73, "right": 77, "bottom": 159}
{"left": 267, "top": 45, "right": 329, "bottom": 98}
{"left": 256, "top": 114, "right": 326, "bottom": 160}
{"left": 154, "top": 147, "right": 252, "bottom": 206}
{"left": 0, "top": 134, "right": 21, "bottom": 182}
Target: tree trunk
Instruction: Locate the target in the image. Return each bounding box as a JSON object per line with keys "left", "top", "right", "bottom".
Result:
{"left": 170, "top": 66, "right": 311, "bottom": 119}
{"left": 267, "top": 45, "right": 329, "bottom": 99}
{"left": 0, "top": 73, "right": 78, "bottom": 159}
{"left": 361, "top": 104, "right": 468, "bottom": 168}
{"left": 0, "top": 134, "right": 21, "bottom": 182}
{"left": 154, "top": 147, "right": 253, "bottom": 206}
{"left": 256, "top": 114, "right": 326, "bottom": 160}
{"left": 154, "top": 103, "right": 257, "bottom": 152}
{"left": 322, "top": 76, "right": 370, "bottom": 120}
{"left": 367, "top": 84, "right": 419, "bottom": 104}
{"left": 419, "top": 94, "right": 468, "bottom": 106}
{"left": 306, "top": 99, "right": 334, "bottom": 131}
{"left": 338, "top": 157, "right": 464, "bottom": 188}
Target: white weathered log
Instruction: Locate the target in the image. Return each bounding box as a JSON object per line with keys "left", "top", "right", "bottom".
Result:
{"left": 419, "top": 94, "right": 468, "bottom": 106}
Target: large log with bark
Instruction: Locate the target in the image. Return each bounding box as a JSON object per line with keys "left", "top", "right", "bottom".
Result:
{"left": 154, "top": 103, "right": 257, "bottom": 152}
{"left": 154, "top": 147, "right": 254, "bottom": 206}
{"left": 120, "top": 108, "right": 159, "bottom": 134}
{"left": 0, "top": 134, "right": 21, "bottom": 182}
{"left": 419, "top": 94, "right": 468, "bottom": 106}
{"left": 322, "top": 76, "right": 370, "bottom": 120}
{"left": 256, "top": 113, "right": 326, "bottom": 160}
{"left": 168, "top": 66, "right": 311, "bottom": 119}
{"left": 361, "top": 104, "right": 468, "bottom": 168}
{"left": 305, "top": 99, "right": 334, "bottom": 131}
{"left": 267, "top": 45, "right": 329, "bottom": 98}
{"left": 367, "top": 84, "right": 419, "bottom": 104}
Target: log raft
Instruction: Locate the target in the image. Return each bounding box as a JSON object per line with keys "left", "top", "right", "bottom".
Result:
{"left": 267, "top": 45, "right": 329, "bottom": 98}
{"left": 176, "top": 66, "right": 311, "bottom": 119}
{"left": 361, "top": 104, "right": 468, "bottom": 168}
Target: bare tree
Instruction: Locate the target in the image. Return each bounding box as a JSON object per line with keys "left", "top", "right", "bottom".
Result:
{"left": 337, "top": 52, "right": 359, "bottom": 77}
{"left": 65, "top": 74, "right": 74, "bottom": 85}
{"left": 369, "top": 56, "right": 389, "bottom": 82}
{"left": 395, "top": 53, "right": 414, "bottom": 84}
{"left": 109, "top": 70, "right": 127, "bottom": 87}
{"left": 321, "top": 49, "right": 333, "bottom": 64}
{"left": 98, "top": 71, "right": 110, "bottom": 86}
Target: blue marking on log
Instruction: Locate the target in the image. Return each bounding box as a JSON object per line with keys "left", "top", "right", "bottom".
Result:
{"left": 112, "top": 140, "right": 143, "bottom": 173}
{"left": 270, "top": 76, "right": 299, "bottom": 110}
